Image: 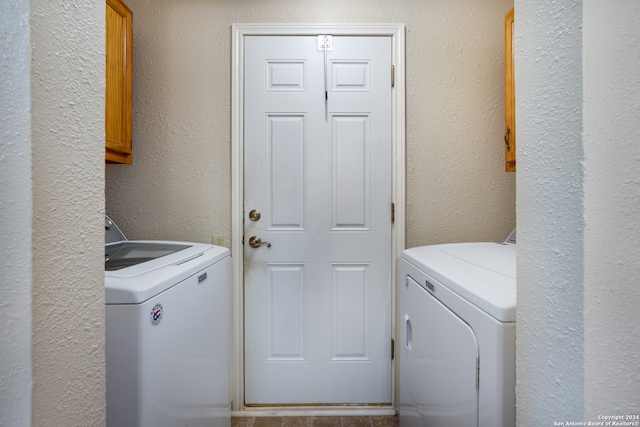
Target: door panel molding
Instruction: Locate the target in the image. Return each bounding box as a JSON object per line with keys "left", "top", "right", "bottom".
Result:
{"left": 231, "top": 23, "right": 406, "bottom": 412}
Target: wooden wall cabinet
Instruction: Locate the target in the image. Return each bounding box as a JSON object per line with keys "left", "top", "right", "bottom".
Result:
{"left": 105, "top": 0, "right": 133, "bottom": 164}
{"left": 504, "top": 7, "right": 516, "bottom": 172}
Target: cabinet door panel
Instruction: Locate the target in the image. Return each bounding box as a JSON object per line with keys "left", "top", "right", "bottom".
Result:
{"left": 106, "top": 0, "right": 132, "bottom": 164}
{"left": 504, "top": 7, "right": 515, "bottom": 172}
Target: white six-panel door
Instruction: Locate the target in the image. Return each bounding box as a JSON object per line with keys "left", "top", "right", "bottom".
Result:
{"left": 243, "top": 35, "right": 392, "bottom": 405}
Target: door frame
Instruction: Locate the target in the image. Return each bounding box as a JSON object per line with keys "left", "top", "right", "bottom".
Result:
{"left": 231, "top": 23, "right": 406, "bottom": 413}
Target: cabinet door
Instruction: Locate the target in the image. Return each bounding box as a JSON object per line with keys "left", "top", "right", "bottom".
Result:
{"left": 504, "top": 7, "right": 515, "bottom": 172}
{"left": 106, "top": 0, "right": 132, "bottom": 164}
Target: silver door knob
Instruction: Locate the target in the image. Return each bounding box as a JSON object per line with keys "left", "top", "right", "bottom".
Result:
{"left": 248, "top": 235, "right": 271, "bottom": 248}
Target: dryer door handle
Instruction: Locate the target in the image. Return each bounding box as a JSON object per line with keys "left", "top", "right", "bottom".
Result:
{"left": 404, "top": 314, "right": 412, "bottom": 350}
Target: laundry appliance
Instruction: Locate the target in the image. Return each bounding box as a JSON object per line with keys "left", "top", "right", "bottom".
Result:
{"left": 399, "top": 230, "right": 516, "bottom": 427}
{"left": 105, "top": 216, "right": 231, "bottom": 427}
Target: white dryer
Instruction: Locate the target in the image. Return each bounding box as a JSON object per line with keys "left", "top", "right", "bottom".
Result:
{"left": 399, "top": 231, "right": 516, "bottom": 427}
{"left": 104, "top": 216, "right": 231, "bottom": 427}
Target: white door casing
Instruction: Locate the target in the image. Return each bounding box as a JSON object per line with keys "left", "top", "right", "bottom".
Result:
{"left": 244, "top": 34, "right": 390, "bottom": 405}
{"left": 231, "top": 24, "right": 405, "bottom": 412}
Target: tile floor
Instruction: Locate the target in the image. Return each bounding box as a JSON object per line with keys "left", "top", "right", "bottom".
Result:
{"left": 232, "top": 415, "right": 398, "bottom": 427}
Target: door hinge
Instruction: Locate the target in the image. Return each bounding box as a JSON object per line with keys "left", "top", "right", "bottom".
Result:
{"left": 476, "top": 356, "right": 480, "bottom": 390}
{"left": 391, "top": 202, "right": 395, "bottom": 223}
{"left": 391, "top": 65, "right": 395, "bottom": 87}
{"left": 391, "top": 338, "right": 395, "bottom": 360}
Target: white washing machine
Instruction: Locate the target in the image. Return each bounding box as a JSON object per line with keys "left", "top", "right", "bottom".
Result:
{"left": 399, "top": 230, "right": 516, "bottom": 427}
{"left": 105, "top": 216, "right": 231, "bottom": 427}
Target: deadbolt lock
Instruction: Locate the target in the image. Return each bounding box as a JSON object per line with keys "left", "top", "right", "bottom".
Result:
{"left": 249, "top": 209, "right": 261, "bottom": 221}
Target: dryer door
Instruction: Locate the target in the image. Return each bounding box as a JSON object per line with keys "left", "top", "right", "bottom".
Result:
{"left": 400, "top": 275, "right": 479, "bottom": 427}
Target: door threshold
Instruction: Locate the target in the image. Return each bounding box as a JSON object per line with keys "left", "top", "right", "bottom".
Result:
{"left": 233, "top": 405, "right": 396, "bottom": 418}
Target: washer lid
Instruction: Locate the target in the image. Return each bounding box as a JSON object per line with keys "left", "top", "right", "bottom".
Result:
{"left": 402, "top": 242, "right": 516, "bottom": 322}
{"left": 105, "top": 240, "right": 229, "bottom": 304}
{"left": 105, "top": 241, "right": 193, "bottom": 271}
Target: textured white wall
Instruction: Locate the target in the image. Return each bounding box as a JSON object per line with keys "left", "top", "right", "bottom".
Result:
{"left": 515, "top": 0, "right": 585, "bottom": 424}
{"left": 105, "top": 0, "right": 515, "bottom": 247}
{"left": 0, "top": 1, "right": 32, "bottom": 425}
{"left": 516, "top": 0, "right": 640, "bottom": 423}
{"left": 30, "top": 0, "right": 106, "bottom": 425}
{"left": 583, "top": 0, "right": 640, "bottom": 418}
